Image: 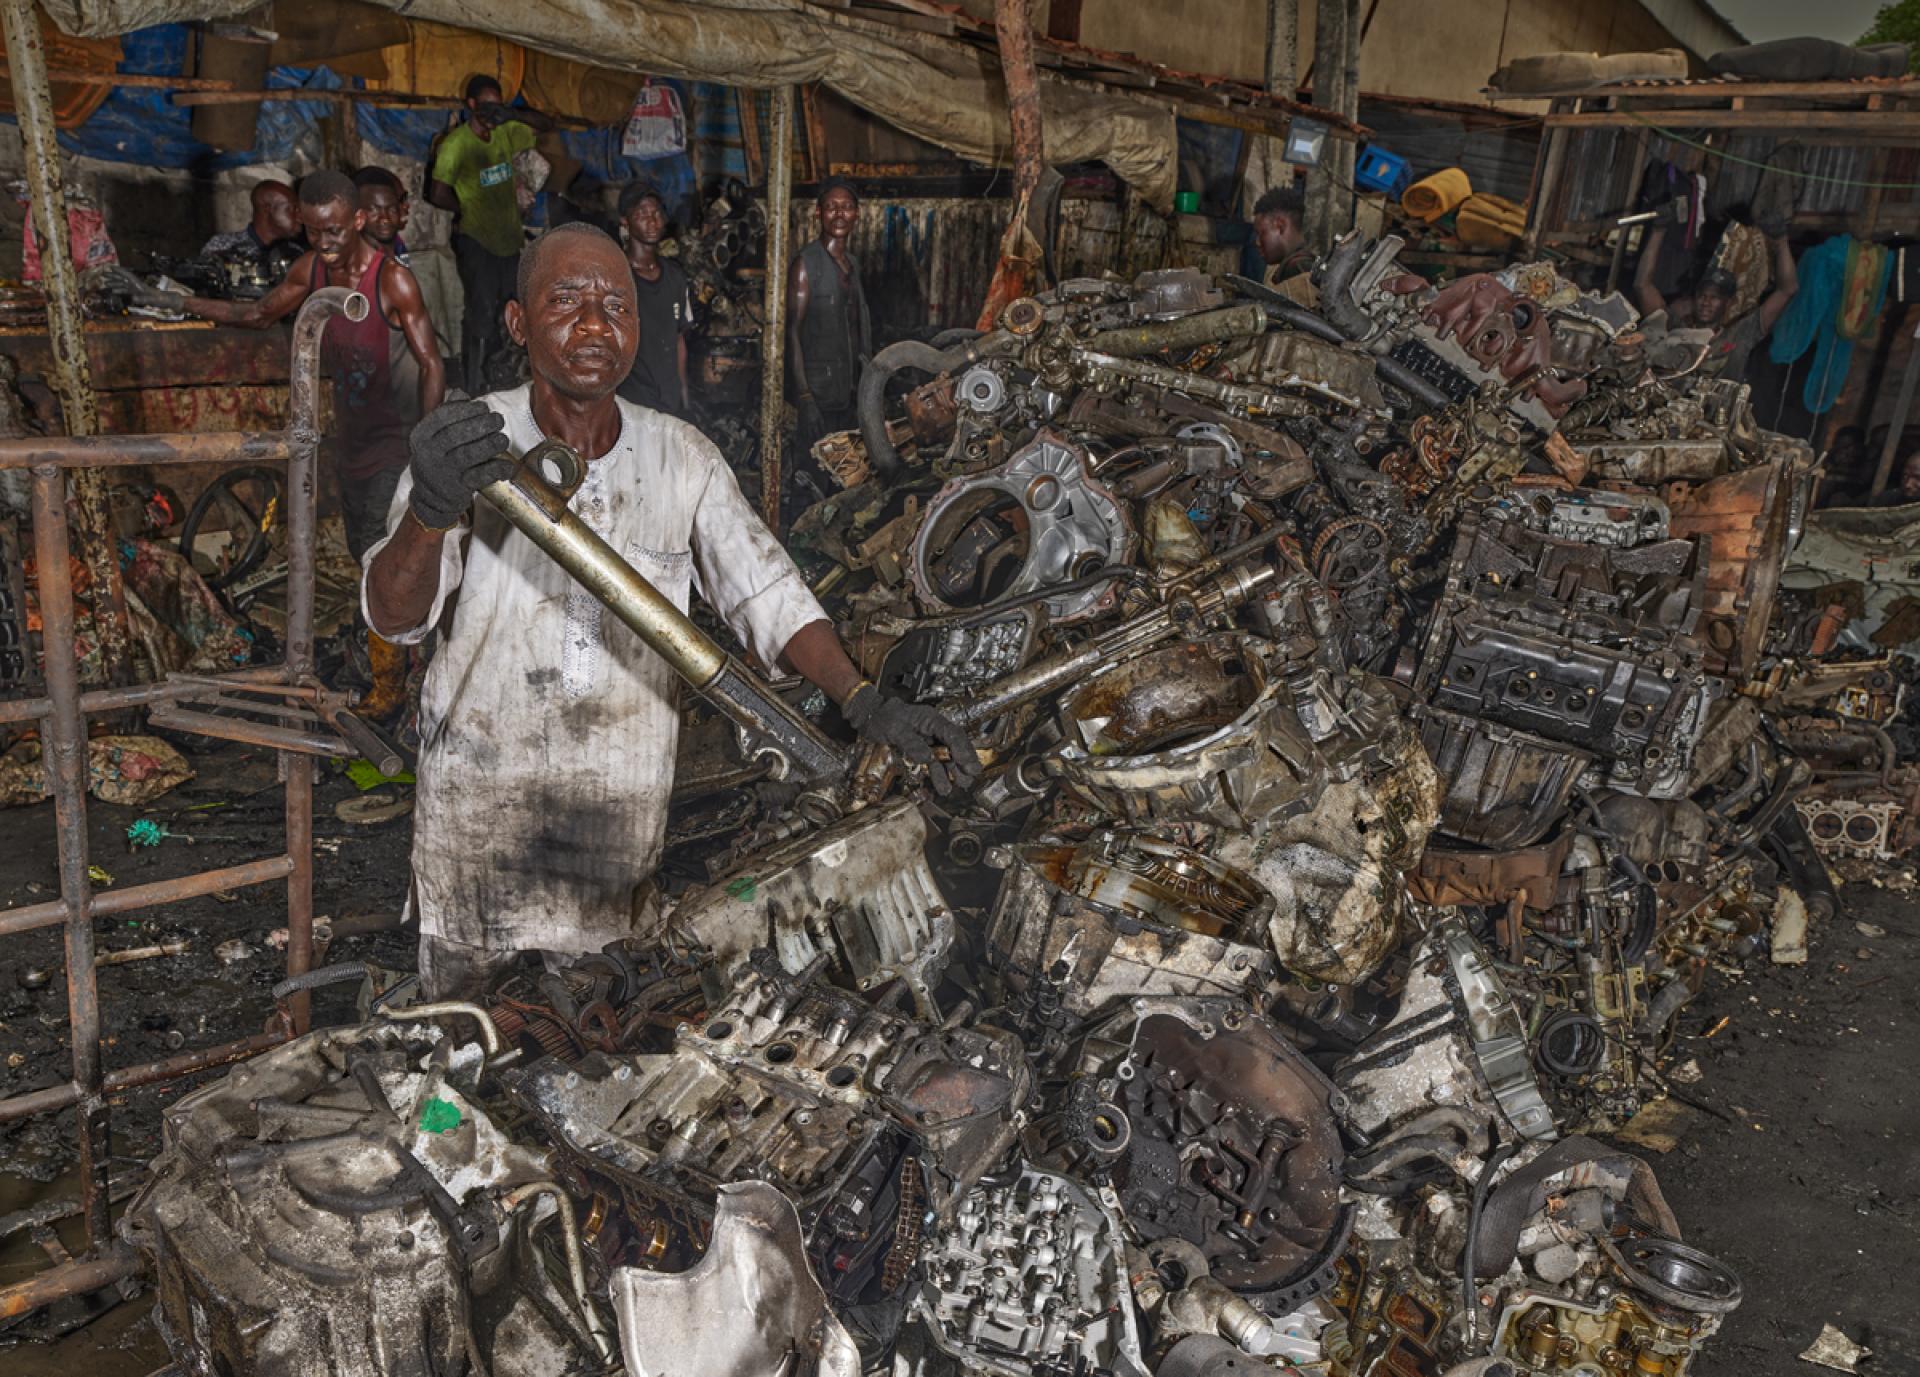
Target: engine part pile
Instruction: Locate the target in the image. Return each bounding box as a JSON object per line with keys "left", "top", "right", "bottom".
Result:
{"left": 130, "top": 234, "right": 1870, "bottom": 1376}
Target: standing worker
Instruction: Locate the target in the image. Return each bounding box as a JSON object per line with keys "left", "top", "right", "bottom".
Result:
{"left": 1635, "top": 223, "right": 1798, "bottom": 382}
{"left": 361, "top": 223, "right": 975, "bottom": 997}
{"left": 615, "top": 181, "right": 693, "bottom": 418}
{"left": 104, "top": 170, "right": 445, "bottom": 720}
{"left": 785, "top": 175, "right": 870, "bottom": 522}
{"left": 427, "top": 74, "right": 553, "bottom": 394}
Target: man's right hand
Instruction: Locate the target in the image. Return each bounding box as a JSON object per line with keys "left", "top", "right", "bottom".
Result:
{"left": 93, "top": 266, "right": 185, "bottom": 313}
{"left": 407, "top": 399, "right": 513, "bottom": 531}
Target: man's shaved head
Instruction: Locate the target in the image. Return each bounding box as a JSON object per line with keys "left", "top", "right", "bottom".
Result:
{"left": 299, "top": 169, "right": 356, "bottom": 211}
{"left": 517, "top": 222, "right": 621, "bottom": 301}
{"left": 250, "top": 179, "right": 300, "bottom": 242}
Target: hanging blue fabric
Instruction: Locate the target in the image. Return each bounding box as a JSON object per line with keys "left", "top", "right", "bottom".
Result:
{"left": 1770, "top": 235, "right": 1891, "bottom": 415}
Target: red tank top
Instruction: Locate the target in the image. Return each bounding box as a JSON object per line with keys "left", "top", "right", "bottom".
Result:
{"left": 312, "top": 251, "right": 420, "bottom": 479}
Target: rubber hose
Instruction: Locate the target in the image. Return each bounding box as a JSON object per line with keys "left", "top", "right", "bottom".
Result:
{"left": 1464, "top": 1140, "right": 1520, "bottom": 1347}
{"left": 1375, "top": 354, "right": 1455, "bottom": 412}
{"left": 1639, "top": 976, "right": 1695, "bottom": 1041}
{"left": 1316, "top": 234, "right": 1376, "bottom": 345}
{"left": 1348, "top": 1134, "right": 1469, "bottom": 1179}
{"left": 1768, "top": 810, "right": 1840, "bottom": 925}
{"left": 272, "top": 962, "right": 378, "bottom": 1002}
{"left": 930, "top": 327, "right": 983, "bottom": 348}
{"left": 858, "top": 334, "right": 1011, "bottom": 479}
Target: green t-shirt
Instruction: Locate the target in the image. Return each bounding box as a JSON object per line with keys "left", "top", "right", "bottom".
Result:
{"left": 431, "top": 120, "right": 537, "bottom": 258}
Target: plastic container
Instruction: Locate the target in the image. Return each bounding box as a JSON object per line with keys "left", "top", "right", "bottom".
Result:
{"left": 1174, "top": 190, "right": 1201, "bottom": 214}
{"left": 1354, "top": 145, "right": 1412, "bottom": 199}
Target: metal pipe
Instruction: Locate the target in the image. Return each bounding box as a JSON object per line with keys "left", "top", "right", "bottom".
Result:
{"left": 3, "top": 0, "right": 131, "bottom": 691}
{"left": 324, "top": 707, "right": 404, "bottom": 777}
{"left": 0, "top": 1027, "right": 295, "bottom": 1125}
{"left": 0, "top": 430, "right": 294, "bottom": 470}
{"left": 146, "top": 703, "right": 352, "bottom": 759}
{"left": 0, "top": 1244, "right": 142, "bottom": 1319}
{"left": 29, "top": 463, "right": 108, "bottom": 1249}
{"left": 501, "top": 1182, "right": 613, "bottom": 1361}
{"left": 284, "top": 287, "right": 360, "bottom": 1036}
{"left": 0, "top": 665, "right": 288, "bottom": 726}
{"left": 1082, "top": 303, "right": 1269, "bottom": 357}
{"left": 479, "top": 459, "right": 846, "bottom": 782}
{"left": 379, "top": 1001, "right": 504, "bottom": 1057}
{"left": 948, "top": 562, "right": 1276, "bottom": 726}
{"left": 759, "top": 84, "right": 796, "bottom": 534}
{"left": 0, "top": 854, "right": 296, "bottom": 938}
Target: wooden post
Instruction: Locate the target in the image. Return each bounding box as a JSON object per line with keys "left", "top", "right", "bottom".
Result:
{"left": 2, "top": 0, "right": 131, "bottom": 690}
{"left": 976, "top": 0, "right": 1049, "bottom": 330}
{"left": 759, "top": 85, "right": 795, "bottom": 534}
{"left": 1265, "top": 0, "right": 1297, "bottom": 97}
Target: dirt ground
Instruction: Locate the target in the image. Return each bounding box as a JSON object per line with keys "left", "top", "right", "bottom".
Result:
{"left": 0, "top": 736, "right": 1912, "bottom": 1374}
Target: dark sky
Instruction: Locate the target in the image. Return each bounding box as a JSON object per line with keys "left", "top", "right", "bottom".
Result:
{"left": 1713, "top": 0, "right": 1886, "bottom": 42}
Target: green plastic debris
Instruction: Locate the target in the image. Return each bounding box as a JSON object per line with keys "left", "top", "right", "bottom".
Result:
{"left": 725, "top": 876, "right": 758, "bottom": 901}
{"left": 418, "top": 1097, "right": 463, "bottom": 1135}
{"left": 346, "top": 758, "right": 416, "bottom": 791}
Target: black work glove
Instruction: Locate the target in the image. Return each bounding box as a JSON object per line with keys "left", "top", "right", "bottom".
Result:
{"left": 407, "top": 399, "right": 513, "bottom": 531}
{"left": 843, "top": 683, "right": 980, "bottom": 795}
{"left": 94, "top": 265, "right": 185, "bottom": 312}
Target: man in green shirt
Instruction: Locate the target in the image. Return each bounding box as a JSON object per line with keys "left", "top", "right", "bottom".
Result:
{"left": 427, "top": 73, "right": 552, "bottom": 393}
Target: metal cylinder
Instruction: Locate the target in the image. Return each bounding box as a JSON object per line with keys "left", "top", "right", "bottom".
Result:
{"left": 1083, "top": 303, "right": 1269, "bottom": 357}
{"left": 482, "top": 471, "right": 728, "bottom": 686}
{"left": 759, "top": 84, "right": 796, "bottom": 532}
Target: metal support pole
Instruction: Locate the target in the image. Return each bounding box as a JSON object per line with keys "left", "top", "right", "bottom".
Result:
{"left": 28, "top": 464, "right": 108, "bottom": 1252}
{"left": 1871, "top": 312, "right": 1920, "bottom": 497}
{"left": 2, "top": 0, "right": 131, "bottom": 688}
{"left": 1264, "top": 0, "right": 1297, "bottom": 97}
{"left": 281, "top": 286, "right": 360, "bottom": 1032}
{"left": 759, "top": 85, "right": 796, "bottom": 536}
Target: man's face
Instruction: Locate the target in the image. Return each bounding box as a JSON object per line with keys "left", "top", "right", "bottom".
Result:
{"left": 1256, "top": 210, "right": 1301, "bottom": 265}
{"left": 467, "top": 83, "right": 504, "bottom": 135}
{"left": 359, "top": 185, "right": 407, "bottom": 248}
{"left": 506, "top": 236, "right": 638, "bottom": 402}
{"left": 301, "top": 197, "right": 364, "bottom": 270}
{"left": 624, "top": 196, "right": 666, "bottom": 248}
{"left": 819, "top": 187, "right": 859, "bottom": 242}
{"left": 1900, "top": 450, "right": 1920, "bottom": 500}
{"left": 258, "top": 186, "right": 300, "bottom": 242}
{"left": 1695, "top": 287, "right": 1730, "bottom": 328}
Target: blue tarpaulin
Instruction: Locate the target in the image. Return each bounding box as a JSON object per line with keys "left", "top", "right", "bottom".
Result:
{"left": 6, "top": 23, "right": 684, "bottom": 204}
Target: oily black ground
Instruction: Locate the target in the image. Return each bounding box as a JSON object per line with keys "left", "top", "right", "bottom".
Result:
{"left": 0, "top": 736, "right": 1911, "bottom": 1374}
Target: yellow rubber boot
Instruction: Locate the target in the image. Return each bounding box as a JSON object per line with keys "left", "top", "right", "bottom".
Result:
{"left": 357, "top": 632, "right": 409, "bottom": 722}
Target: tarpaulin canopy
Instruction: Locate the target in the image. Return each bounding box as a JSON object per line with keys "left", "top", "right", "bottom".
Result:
{"left": 37, "top": 0, "right": 1180, "bottom": 208}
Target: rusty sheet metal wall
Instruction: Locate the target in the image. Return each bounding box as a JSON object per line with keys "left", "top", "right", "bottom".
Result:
{"left": 790, "top": 196, "right": 1007, "bottom": 339}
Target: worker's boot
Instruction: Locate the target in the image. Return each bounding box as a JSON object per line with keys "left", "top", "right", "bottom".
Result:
{"left": 356, "top": 632, "right": 409, "bottom": 723}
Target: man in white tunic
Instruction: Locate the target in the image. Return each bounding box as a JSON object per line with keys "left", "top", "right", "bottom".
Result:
{"left": 363, "top": 222, "right": 975, "bottom": 997}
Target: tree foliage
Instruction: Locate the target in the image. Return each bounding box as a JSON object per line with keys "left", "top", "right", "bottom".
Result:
{"left": 1862, "top": 0, "right": 1920, "bottom": 68}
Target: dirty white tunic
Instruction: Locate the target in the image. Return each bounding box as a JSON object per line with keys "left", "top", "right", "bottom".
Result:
{"left": 362, "top": 385, "right": 826, "bottom": 953}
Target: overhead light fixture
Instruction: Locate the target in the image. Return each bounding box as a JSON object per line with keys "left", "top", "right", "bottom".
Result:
{"left": 1284, "top": 118, "right": 1328, "bottom": 168}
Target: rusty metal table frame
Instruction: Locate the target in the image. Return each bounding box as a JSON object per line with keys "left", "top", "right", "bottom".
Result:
{"left": 0, "top": 289, "right": 364, "bottom": 1316}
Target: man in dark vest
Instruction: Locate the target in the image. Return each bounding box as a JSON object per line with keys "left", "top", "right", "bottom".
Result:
{"left": 784, "top": 175, "right": 870, "bottom": 524}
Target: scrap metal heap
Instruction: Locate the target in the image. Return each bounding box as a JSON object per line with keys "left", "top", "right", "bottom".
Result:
{"left": 131, "top": 234, "right": 1850, "bottom": 1376}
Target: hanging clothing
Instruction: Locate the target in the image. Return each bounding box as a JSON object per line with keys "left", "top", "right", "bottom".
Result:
{"left": 1771, "top": 235, "right": 1891, "bottom": 416}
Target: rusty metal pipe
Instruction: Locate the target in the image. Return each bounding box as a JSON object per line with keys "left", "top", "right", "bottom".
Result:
{"left": 0, "top": 666, "right": 290, "bottom": 726}
{"left": 0, "top": 1244, "right": 142, "bottom": 1319}
{"left": 283, "top": 287, "right": 361, "bottom": 1035}
{"left": 0, "top": 430, "right": 295, "bottom": 470}
{"left": 0, "top": 854, "right": 296, "bottom": 939}
{"left": 0, "top": 1028, "right": 296, "bottom": 1126}
{"left": 29, "top": 464, "right": 109, "bottom": 1249}
{"left": 1082, "top": 303, "right": 1270, "bottom": 357}
{"left": 147, "top": 703, "right": 351, "bottom": 759}
{"left": 760, "top": 83, "right": 795, "bottom": 533}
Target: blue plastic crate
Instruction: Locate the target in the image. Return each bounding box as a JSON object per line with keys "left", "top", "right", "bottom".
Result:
{"left": 1354, "top": 145, "right": 1411, "bottom": 198}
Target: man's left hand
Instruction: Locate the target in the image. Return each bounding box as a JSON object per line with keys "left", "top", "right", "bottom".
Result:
{"left": 843, "top": 684, "right": 979, "bottom": 794}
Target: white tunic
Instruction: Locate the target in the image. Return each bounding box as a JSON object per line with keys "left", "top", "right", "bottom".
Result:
{"left": 362, "top": 386, "right": 827, "bottom": 953}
